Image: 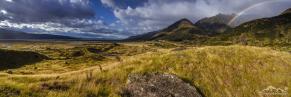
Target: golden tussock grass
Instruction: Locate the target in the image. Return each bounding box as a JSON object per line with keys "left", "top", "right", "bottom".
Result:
{"left": 0, "top": 45, "right": 290, "bottom": 97}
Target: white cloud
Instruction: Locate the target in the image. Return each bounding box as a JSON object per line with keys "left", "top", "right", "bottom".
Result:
{"left": 0, "top": 19, "right": 128, "bottom": 39}
{"left": 0, "top": 10, "right": 7, "bottom": 15}
{"left": 0, "top": 18, "right": 127, "bottom": 38}
{"left": 5, "top": 0, "right": 13, "bottom": 3}
{"left": 112, "top": 0, "right": 220, "bottom": 33}
{"left": 100, "top": 0, "right": 117, "bottom": 8}
{"left": 0, "top": 0, "right": 128, "bottom": 39}
{"left": 102, "top": 0, "right": 291, "bottom": 34}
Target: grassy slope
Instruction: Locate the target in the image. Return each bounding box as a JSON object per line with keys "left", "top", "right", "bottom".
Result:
{"left": 0, "top": 45, "right": 290, "bottom": 97}
{"left": 207, "top": 13, "right": 291, "bottom": 46}
{"left": 0, "top": 43, "right": 156, "bottom": 74}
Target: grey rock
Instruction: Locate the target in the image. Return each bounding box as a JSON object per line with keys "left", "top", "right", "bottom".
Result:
{"left": 121, "top": 73, "right": 203, "bottom": 97}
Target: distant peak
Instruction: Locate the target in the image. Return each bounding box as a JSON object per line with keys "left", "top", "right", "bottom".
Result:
{"left": 281, "top": 8, "right": 291, "bottom": 15}
{"left": 178, "top": 18, "right": 192, "bottom": 23}
{"left": 173, "top": 18, "right": 194, "bottom": 26}
{"left": 161, "top": 18, "right": 196, "bottom": 32}
{"left": 195, "top": 13, "right": 235, "bottom": 26}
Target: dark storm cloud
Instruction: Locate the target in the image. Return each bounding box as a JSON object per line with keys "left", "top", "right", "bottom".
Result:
{"left": 0, "top": 0, "right": 95, "bottom": 23}
{"left": 0, "top": 0, "right": 128, "bottom": 39}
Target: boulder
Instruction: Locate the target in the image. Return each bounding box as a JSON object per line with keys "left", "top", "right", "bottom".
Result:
{"left": 121, "top": 73, "right": 203, "bottom": 97}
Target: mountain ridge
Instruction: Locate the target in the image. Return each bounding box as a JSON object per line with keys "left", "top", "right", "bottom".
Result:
{"left": 126, "top": 8, "right": 291, "bottom": 44}
{"left": 195, "top": 14, "right": 235, "bottom": 34}
{"left": 126, "top": 14, "right": 235, "bottom": 41}
{"left": 0, "top": 29, "right": 78, "bottom": 40}
{"left": 281, "top": 8, "right": 291, "bottom": 15}
{"left": 126, "top": 18, "right": 207, "bottom": 41}
{"left": 211, "top": 8, "right": 291, "bottom": 45}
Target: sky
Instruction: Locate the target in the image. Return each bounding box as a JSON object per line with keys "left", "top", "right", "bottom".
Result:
{"left": 0, "top": 0, "right": 291, "bottom": 39}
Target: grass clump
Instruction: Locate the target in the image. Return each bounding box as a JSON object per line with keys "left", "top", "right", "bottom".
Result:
{"left": 0, "top": 85, "right": 21, "bottom": 97}
{"left": 83, "top": 45, "right": 290, "bottom": 97}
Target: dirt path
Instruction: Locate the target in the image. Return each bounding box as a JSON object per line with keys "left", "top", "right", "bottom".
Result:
{"left": 0, "top": 62, "right": 121, "bottom": 78}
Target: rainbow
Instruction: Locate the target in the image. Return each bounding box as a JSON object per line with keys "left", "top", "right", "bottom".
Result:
{"left": 228, "top": 0, "right": 291, "bottom": 26}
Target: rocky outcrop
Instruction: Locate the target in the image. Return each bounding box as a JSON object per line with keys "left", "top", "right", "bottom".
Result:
{"left": 121, "top": 73, "right": 203, "bottom": 97}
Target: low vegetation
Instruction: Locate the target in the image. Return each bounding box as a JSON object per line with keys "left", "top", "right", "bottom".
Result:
{"left": 0, "top": 42, "right": 156, "bottom": 74}
{"left": 0, "top": 45, "right": 290, "bottom": 97}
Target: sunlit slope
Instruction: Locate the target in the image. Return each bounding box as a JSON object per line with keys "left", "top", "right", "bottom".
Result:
{"left": 0, "top": 45, "right": 290, "bottom": 97}
{"left": 110, "top": 45, "right": 291, "bottom": 97}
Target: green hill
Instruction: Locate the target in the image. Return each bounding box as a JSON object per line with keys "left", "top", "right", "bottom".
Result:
{"left": 218, "top": 8, "right": 291, "bottom": 45}
{"left": 195, "top": 14, "right": 235, "bottom": 34}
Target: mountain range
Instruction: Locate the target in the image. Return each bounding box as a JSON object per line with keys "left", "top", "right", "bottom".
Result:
{"left": 0, "top": 8, "right": 290, "bottom": 42}
{"left": 127, "top": 19, "right": 206, "bottom": 41}
{"left": 195, "top": 14, "right": 235, "bottom": 34}
{"left": 127, "top": 8, "right": 291, "bottom": 45}
{"left": 126, "top": 14, "right": 235, "bottom": 41}
{"left": 224, "top": 8, "right": 291, "bottom": 44}
{"left": 0, "top": 29, "right": 77, "bottom": 40}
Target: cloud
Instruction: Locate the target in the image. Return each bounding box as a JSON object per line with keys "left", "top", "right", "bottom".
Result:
{"left": 0, "top": 18, "right": 128, "bottom": 39}
{"left": 103, "top": 0, "right": 291, "bottom": 34}
{"left": 0, "top": 10, "right": 7, "bottom": 15}
{"left": 0, "top": 0, "right": 95, "bottom": 23}
{"left": 101, "top": 0, "right": 117, "bottom": 8}
{"left": 1, "top": 0, "right": 291, "bottom": 39}
{"left": 113, "top": 0, "right": 214, "bottom": 33}
{"left": 5, "top": 0, "right": 13, "bottom": 3}
{"left": 0, "top": 0, "right": 128, "bottom": 39}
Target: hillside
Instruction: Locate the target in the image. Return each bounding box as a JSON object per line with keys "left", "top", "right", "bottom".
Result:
{"left": 0, "top": 29, "right": 77, "bottom": 40}
{"left": 0, "top": 45, "right": 289, "bottom": 97}
{"left": 127, "top": 14, "right": 238, "bottom": 42}
{"left": 127, "top": 8, "right": 291, "bottom": 45}
{"left": 281, "top": 8, "right": 291, "bottom": 15}
{"left": 195, "top": 14, "right": 235, "bottom": 34}
{"left": 127, "top": 19, "right": 207, "bottom": 41}
{"left": 220, "top": 8, "right": 291, "bottom": 45}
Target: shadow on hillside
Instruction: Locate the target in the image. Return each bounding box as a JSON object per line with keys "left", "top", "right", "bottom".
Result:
{"left": 0, "top": 49, "right": 49, "bottom": 70}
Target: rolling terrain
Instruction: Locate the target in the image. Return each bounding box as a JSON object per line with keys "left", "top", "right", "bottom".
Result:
{"left": 0, "top": 44, "right": 290, "bottom": 97}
